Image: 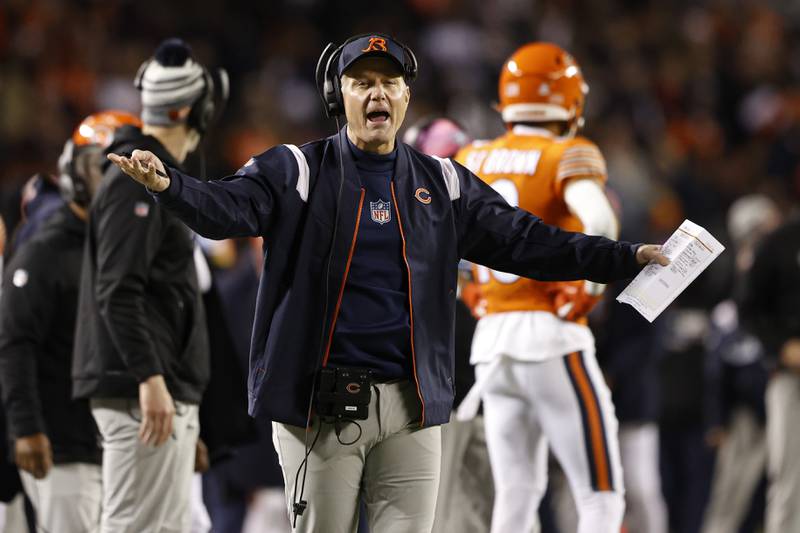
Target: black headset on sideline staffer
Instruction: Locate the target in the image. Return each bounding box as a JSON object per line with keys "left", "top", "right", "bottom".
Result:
{"left": 133, "top": 41, "right": 230, "bottom": 137}
{"left": 58, "top": 140, "right": 99, "bottom": 208}
{"left": 288, "top": 33, "right": 418, "bottom": 526}
{"left": 133, "top": 39, "right": 230, "bottom": 180}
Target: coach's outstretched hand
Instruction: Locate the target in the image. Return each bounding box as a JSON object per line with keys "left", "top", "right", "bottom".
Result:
{"left": 635, "top": 244, "right": 670, "bottom": 267}
{"left": 108, "top": 150, "right": 170, "bottom": 192}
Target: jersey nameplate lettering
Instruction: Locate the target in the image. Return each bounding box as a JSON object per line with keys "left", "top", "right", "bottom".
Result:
{"left": 464, "top": 149, "right": 542, "bottom": 176}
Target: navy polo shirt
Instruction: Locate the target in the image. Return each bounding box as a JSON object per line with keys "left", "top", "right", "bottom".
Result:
{"left": 327, "top": 137, "right": 411, "bottom": 380}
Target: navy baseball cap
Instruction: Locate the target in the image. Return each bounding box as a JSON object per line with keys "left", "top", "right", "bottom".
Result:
{"left": 337, "top": 34, "right": 406, "bottom": 78}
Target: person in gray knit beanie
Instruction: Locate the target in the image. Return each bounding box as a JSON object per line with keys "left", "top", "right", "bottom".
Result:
{"left": 136, "top": 37, "right": 208, "bottom": 128}
{"left": 72, "top": 37, "right": 221, "bottom": 533}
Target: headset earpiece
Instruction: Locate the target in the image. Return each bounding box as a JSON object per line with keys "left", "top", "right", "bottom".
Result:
{"left": 216, "top": 68, "right": 230, "bottom": 117}
{"left": 315, "top": 42, "right": 344, "bottom": 118}
{"left": 57, "top": 139, "right": 76, "bottom": 204}
{"left": 186, "top": 67, "right": 215, "bottom": 135}
{"left": 134, "top": 58, "right": 151, "bottom": 91}
{"left": 185, "top": 65, "right": 230, "bottom": 136}
{"left": 315, "top": 43, "right": 336, "bottom": 106}
{"left": 402, "top": 44, "right": 418, "bottom": 83}
{"left": 57, "top": 141, "right": 95, "bottom": 207}
{"left": 324, "top": 49, "right": 344, "bottom": 117}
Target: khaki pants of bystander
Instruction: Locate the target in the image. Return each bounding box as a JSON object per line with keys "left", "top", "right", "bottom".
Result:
{"left": 765, "top": 373, "right": 800, "bottom": 533}
{"left": 91, "top": 399, "right": 199, "bottom": 533}
{"left": 19, "top": 463, "right": 102, "bottom": 533}
{"left": 431, "top": 415, "right": 493, "bottom": 533}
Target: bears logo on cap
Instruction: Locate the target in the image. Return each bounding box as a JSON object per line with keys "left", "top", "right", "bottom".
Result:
{"left": 361, "top": 37, "right": 388, "bottom": 53}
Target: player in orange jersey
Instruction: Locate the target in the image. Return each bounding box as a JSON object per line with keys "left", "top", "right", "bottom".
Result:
{"left": 455, "top": 43, "right": 626, "bottom": 533}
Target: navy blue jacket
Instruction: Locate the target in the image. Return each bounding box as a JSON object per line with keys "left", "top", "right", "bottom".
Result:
{"left": 157, "top": 128, "right": 643, "bottom": 427}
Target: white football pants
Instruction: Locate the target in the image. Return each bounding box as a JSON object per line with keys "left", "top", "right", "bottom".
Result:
{"left": 478, "top": 351, "right": 625, "bottom": 533}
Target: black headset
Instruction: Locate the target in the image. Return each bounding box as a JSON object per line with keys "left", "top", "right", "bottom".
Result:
{"left": 314, "top": 33, "right": 418, "bottom": 118}
{"left": 134, "top": 57, "right": 229, "bottom": 136}
{"left": 57, "top": 140, "right": 102, "bottom": 207}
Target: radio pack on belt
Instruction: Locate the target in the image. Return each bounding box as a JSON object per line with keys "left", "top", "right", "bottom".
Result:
{"left": 315, "top": 367, "right": 373, "bottom": 420}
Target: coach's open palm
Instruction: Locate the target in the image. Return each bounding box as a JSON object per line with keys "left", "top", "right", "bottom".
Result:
{"left": 108, "top": 149, "right": 170, "bottom": 192}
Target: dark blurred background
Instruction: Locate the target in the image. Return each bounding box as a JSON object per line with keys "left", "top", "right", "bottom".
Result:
{"left": 2, "top": 0, "right": 800, "bottom": 241}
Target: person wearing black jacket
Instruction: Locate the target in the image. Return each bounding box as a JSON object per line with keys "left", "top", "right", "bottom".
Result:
{"left": 72, "top": 39, "right": 216, "bottom": 533}
{"left": 740, "top": 212, "right": 800, "bottom": 533}
{"left": 0, "top": 110, "right": 140, "bottom": 532}
{"left": 109, "top": 34, "right": 668, "bottom": 533}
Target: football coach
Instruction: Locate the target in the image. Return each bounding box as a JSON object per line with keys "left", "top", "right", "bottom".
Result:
{"left": 108, "top": 33, "right": 668, "bottom": 533}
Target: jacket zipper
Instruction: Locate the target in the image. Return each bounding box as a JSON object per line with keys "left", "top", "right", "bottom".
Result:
{"left": 321, "top": 189, "right": 366, "bottom": 367}
{"left": 390, "top": 182, "right": 426, "bottom": 427}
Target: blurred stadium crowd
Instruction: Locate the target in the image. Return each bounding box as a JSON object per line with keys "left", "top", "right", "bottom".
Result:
{"left": 2, "top": 0, "right": 800, "bottom": 532}
{"left": 2, "top": 0, "right": 800, "bottom": 235}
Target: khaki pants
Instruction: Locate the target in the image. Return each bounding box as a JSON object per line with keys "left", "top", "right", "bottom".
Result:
{"left": 701, "top": 408, "right": 766, "bottom": 533}
{"left": 272, "top": 380, "right": 441, "bottom": 533}
{"left": 766, "top": 373, "right": 800, "bottom": 533}
{"left": 91, "top": 398, "right": 199, "bottom": 533}
{"left": 620, "top": 423, "right": 668, "bottom": 533}
{"left": 20, "top": 463, "right": 102, "bottom": 533}
{"left": 431, "top": 416, "right": 493, "bottom": 533}
{"left": 0, "top": 493, "right": 28, "bottom": 533}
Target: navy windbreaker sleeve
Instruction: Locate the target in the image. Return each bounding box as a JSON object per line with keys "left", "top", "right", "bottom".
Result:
{"left": 155, "top": 145, "right": 301, "bottom": 239}
{"left": 453, "top": 162, "right": 642, "bottom": 283}
{"left": 0, "top": 243, "right": 53, "bottom": 437}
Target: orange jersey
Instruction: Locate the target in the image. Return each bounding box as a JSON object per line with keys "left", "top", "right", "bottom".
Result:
{"left": 455, "top": 126, "right": 607, "bottom": 316}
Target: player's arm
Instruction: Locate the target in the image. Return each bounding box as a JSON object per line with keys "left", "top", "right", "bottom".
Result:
{"left": 563, "top": 180, "right": 618, "bottom": 239}
{"left": 108, "top": 145, "right": 303, "bottom": 239}
{"left": 552, "top": 140, "right": 619, "bottom": 318}
{"left": 546, "top": 180, "right": 619, "bottom": 319}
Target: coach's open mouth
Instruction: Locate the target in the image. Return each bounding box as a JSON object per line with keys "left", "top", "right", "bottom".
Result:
{"left": 367, "top": 110, "right": 390, "bottom": 124}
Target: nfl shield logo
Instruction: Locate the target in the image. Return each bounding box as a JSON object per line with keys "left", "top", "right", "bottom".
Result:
{"left": 370, "top": 199, "right": 391, "bottom": 225}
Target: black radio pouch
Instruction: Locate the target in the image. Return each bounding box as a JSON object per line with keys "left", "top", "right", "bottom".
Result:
{"left": 315, "top": 367, "right": 373, "bottom": 420}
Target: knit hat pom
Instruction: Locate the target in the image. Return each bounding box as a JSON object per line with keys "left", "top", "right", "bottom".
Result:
{"left": 154, "top": 38, "right": 192, "bottom": 67}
